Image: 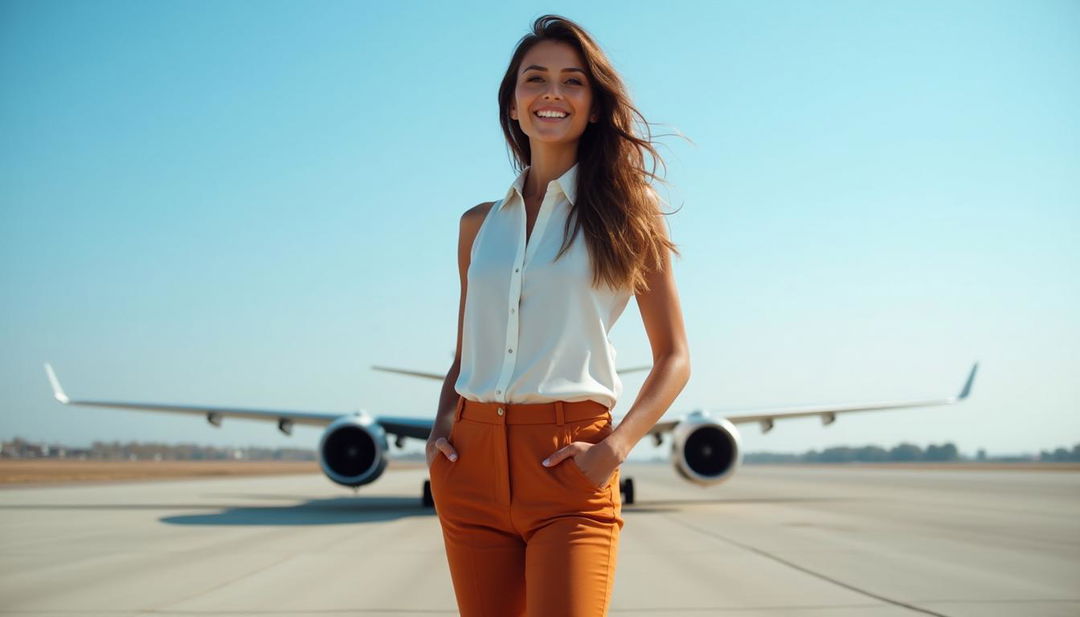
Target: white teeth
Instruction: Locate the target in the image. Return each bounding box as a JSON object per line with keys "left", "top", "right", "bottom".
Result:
{"left": 535, "top": 110, "right": 568, "bottom": 118}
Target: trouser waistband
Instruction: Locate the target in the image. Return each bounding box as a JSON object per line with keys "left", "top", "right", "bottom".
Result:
{"left": 454, "top": 396, "right": 610, "bottom": 425}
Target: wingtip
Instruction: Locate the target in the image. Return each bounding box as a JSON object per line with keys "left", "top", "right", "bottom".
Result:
{"left": 43, "top": 362, "right": 70, "bottom": 404}
{"left": 958, "top": 361, "right": 978, "bottom": 400}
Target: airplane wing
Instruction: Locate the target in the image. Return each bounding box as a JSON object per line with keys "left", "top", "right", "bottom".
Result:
{"left": 370, "top": 415, "right": 438, "bottom": 441}
{"left": 47, "top": 359, "right": 975, "bottom": 444}
{"left": 642, "top": 362, "right": 978, "bottom": 436}
{"left": 43, "top": 362, "right": 436, "bottom": 440}
{"left": 44, "top": 362, "right": 344, "bottom": 430}
{"left": 370, "top": 365, "right": 446, "bottom": 381}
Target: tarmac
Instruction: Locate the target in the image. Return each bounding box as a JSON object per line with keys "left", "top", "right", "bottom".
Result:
{"left": 1, "top": 462, "right": 1077, "bottom": 616}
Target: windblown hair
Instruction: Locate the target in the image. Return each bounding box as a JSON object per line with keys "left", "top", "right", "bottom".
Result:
{"left": 497, "top": 14, "right": 687, "bottom": 295}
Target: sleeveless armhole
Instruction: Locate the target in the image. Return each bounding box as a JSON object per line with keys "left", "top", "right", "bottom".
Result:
{"left": 470, "top": 198, "right": 502, "bottom": 263}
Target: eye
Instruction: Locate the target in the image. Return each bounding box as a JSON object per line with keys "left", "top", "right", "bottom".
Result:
{"left": 526, "top": 76, "right": 585, "bottom": 85}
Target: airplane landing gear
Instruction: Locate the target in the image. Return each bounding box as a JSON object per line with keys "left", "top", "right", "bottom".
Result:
{"left": 620, "top": 477, "right": 635, "bottom": 505}
{"left": 422, "top": 479, "right": 435, "bottom": 508}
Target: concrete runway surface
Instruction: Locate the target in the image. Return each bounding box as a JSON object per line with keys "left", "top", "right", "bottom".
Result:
{"left": 1, "top": 462, "right": 1077, "bottom": 616}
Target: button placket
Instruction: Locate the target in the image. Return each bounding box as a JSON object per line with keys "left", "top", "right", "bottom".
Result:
{"left": 494, "top": 196, "right": 528, "bottom": 401}
{"left": 494, "top": 185, "right": 560, "bottom": 403}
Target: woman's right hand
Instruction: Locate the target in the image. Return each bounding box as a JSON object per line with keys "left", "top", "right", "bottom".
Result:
{"left": 426, "top": 435, "right": 458, "bottom": 469}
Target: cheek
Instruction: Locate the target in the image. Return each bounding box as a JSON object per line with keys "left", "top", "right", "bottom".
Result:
{"left": 575, "top": 93, "right": 593, "bottom": 120}
{"left": 514, "top": 91, "right": 534, "bottom": 114}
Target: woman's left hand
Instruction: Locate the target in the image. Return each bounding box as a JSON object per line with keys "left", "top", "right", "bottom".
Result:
{"left": 542, "top": 437, "right": 623, "bottom": 488}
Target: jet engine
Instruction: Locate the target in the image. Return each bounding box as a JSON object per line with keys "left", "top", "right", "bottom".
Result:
{"left": 671, "top": 410, "right": 743, "bottom": 485}
{"left": 318, "top": 414, "right": 389, "bottom": 488}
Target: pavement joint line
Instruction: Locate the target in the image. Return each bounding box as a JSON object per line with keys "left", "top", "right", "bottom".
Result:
{"left": 663, "top": 513, "right": 953, "bottom": 617}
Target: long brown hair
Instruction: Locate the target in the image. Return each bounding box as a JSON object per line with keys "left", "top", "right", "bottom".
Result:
{"left": 498, "top": 14, "right": 687, "bottom": 295}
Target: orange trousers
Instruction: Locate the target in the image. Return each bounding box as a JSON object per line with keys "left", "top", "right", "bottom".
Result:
{"left": 430, "top": 395, "right": 624, "bottom": 617}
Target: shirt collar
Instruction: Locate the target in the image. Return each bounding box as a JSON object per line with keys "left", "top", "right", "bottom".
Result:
{"left": 500, "top": 161, "right": 578, "bottom": 210}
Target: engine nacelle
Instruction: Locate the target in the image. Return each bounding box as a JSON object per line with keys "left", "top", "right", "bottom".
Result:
{"left": 318, "top": 414, "right": 389, "bottom": 488}
{"left": 670, "top": 410, "right": 742, "bottom": 486}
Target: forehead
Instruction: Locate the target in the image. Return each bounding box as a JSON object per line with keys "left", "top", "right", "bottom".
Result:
{"left": 519, "top": 40, "right": 586, "bottom": 72}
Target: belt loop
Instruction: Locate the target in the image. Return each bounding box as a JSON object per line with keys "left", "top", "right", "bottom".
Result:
{"left": 555, "top": 400, "right": 565, "bottom": 426}
{"left": 453, "top": 395, "right": 465, "bottom": 422}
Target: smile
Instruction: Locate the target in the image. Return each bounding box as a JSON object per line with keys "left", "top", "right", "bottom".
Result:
{"left": 534, "top": 111, "right": 569, "bottom": 121}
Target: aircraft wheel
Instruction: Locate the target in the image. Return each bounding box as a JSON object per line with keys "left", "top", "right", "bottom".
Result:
{"left": 621, "top": 477, "right": 635, "bottom": 505}
{"left": 422, "top": 479, "right": 435, "bottom": 508}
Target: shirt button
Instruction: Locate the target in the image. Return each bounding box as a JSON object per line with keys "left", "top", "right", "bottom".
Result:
{"left": 507, "top": 348, "right": 513, "bottom": 354}
{"left": 497, "top": 407, "right": 504, "bottom": 416}
{"left": 514, "top": 268, "right": 519, "bottom": 273}
{"left": 510, "top": 308, "right": 515, "bottom": 313}
{"left": 496, "top": 389, "right": 501, "bottom": 394}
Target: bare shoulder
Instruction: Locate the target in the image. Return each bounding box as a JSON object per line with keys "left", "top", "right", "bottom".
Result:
{"left": 459, "top": 201, "right": 496, "bottom": 239}
{"left": 461, "top": 201, "right": 495, "bottom": 224}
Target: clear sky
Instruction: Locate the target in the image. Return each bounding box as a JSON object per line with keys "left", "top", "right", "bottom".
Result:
{"left": 2, "top": 0, "right": 1077, "bottom": 461}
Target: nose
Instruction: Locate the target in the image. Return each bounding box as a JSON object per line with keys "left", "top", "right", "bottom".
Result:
{"left": 542, "top": 84, "right": 564, "bottom": 100}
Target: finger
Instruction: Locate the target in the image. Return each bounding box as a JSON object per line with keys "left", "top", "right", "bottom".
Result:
{"left": 542, "top": 447, "right": 566, "bottom": 467}
{"left": 437, "top": 438, "right": 458, "bottom": 461}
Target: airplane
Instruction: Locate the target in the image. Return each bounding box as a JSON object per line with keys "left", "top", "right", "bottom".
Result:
{"left": 42, "top": 361, "right": 978, "bottom": 507}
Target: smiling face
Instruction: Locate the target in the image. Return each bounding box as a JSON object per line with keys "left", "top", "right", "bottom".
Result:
{"left": 510, "top": 40, "right": 598, "bottom": 146}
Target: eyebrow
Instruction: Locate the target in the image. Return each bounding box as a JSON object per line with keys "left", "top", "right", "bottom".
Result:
{"left": 521, "top": 64, "right": 586, "bottom": 75}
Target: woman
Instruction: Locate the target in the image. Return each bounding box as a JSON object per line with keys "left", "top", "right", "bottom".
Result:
{"left": 425, "top": 14, "right": 691, "bottom": 617}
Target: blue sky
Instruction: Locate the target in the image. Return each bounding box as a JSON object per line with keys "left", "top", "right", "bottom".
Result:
{"left": 2, "top": 0, "right": 1077, "bottom": 461}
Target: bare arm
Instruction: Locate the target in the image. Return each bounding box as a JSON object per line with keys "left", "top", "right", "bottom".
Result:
{"left": 606, "top": 221, "right": 692, "bottom": 461}
{"left": 426, "top": 202, "right": 493, "bottom": 465}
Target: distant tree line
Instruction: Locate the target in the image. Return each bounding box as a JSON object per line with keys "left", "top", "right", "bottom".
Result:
{"left": 1, "top": 437, "right": 316, "bottom": 461}
{"left": 1039, "top": 445, "right": 1080, "bottom": 462}
{"left": 744, "top": 442, "right": 1080, "bottom": 464}
{"left": 5, "top": 436, "right": 1080, "bottom": 464}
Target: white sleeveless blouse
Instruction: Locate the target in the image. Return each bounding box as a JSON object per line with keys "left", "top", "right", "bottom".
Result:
{"left": 454, "top": 162, "right": 634, "bottom": 409}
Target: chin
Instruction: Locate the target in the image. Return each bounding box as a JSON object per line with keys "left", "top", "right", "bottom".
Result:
{"left": 527, "top": 129, "right": 587, "bottom": 143}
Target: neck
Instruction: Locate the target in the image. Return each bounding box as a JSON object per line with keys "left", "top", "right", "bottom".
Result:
{"left": 524, "top": 147, "right": 576, "bottom": 201}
